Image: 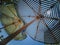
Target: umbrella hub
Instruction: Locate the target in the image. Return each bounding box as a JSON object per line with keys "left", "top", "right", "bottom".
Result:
{"left": 36, "top": 15, "right": 43, "bottom": 20}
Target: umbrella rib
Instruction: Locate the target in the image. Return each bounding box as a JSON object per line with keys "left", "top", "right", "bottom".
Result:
{"left": 38, "top": 0, "right": 41, "bottom": 14}
{"left": 1, "top": 13, "right": 15, "bottom": 19}
{"left": 34, "top": 20, "right": 40, "bottom": 39}
{"left": 0, "top": 22, "right": 15, "bottom": 29}
{"left": 41, "top": 19, "right": 58, "bottom": 43}
{"left": 38, "top": 5, "right": 41, "bottom": 14}
{"left": 6, "top": 6, "right": 18, "bottom": 18}
{"left": 44, "top": 16, "right": 60, "bottom": 20}
{"left": 0, "top": 18, "right": 21, "bottom": 29}
{"left": 21, "top": 15, "right": 35, "bottom": 18}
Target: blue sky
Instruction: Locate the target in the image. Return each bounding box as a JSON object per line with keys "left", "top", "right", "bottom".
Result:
{"left": 7, "top": 35, "right": 44, "bottom": 45}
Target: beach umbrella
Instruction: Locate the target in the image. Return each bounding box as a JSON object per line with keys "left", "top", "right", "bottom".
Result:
{"left": 17, "top": 0, "right": 60, "bottom": 44}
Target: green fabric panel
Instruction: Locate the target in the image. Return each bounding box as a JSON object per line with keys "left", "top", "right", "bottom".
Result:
{"left": 0, "top": 4, "right": 27, "bottom": 40}
{"left": 0, "top": 4, "right": 17, "bottom": 18}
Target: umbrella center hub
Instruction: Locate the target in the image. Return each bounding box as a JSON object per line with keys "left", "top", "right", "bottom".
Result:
{"left": 36, "top": 15, "right": 43, "bottom": 20}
